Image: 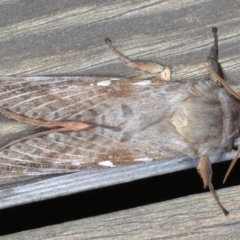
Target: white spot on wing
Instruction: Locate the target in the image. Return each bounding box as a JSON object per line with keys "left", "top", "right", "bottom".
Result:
{"left": 71, "top": 161, "right": 81, "bottom": 166}
{"left": 98, "top": 160, "right": 116, "bottom": 167}
{"left": 132, "top": 80, "right": 151, "bottom": 86}
{"left": 134, "top": 157, "right": 153, "bottom": 162}
{"left": 97, "top": 80, "right": 112, "bottom": 86}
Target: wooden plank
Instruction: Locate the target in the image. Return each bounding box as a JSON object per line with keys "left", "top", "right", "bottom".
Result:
{"left": 2, "top": 185, "right": 240, "bottom": 239}
{"left": 0, "top": 147, "right": 238, "bottom": 210}
{"left": 0, "top": 0, "right": 240, "bottom": 82}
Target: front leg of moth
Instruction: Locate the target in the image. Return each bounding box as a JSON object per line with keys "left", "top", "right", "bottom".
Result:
{"left": 104, "top": 38, "right": 171, "bottom": 81}
{"left": 207, "top": 27, "right": 224, "bottom": 82}
{"left": 207, "top": 27, "right": 235, "bottom": 153}
{"left": 204, "top": 28, "right": 240, "bottom": 184}
{"left": 197, "top": 155, "right": 229, "bottom": 215}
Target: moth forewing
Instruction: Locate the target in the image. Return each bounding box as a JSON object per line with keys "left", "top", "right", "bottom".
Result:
{"left": 0, "top": 76, "right": 190, "bottom": 178}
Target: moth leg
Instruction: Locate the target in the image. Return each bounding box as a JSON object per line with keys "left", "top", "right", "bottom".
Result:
{"left": 197, "top": 155, "right": 229, "bottom": 215}
{"left": 104, "top": 38, "right": 171, "bottom": 81}
{"left": 204, "top": 63, "right": 240, "bottom": 100}
{"left": 204, "top": 28, "right": 240, "bottom": 99}
{"left": 207, "top": 27, "right": 224, "bottom": 81}
{"left": 223, "top": 147, "right": 240, "bottom": 184}
{"left": 204, "top": 37, "right": 240, "bottom": 153}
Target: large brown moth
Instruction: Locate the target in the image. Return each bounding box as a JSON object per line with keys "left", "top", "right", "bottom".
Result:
{"left": 0, "top": 27, "right": 239, "bottom": 215}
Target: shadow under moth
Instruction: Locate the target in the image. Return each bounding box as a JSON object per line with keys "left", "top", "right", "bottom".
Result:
{"left": 0, "top": 27, "right": 239, "bottom": 215}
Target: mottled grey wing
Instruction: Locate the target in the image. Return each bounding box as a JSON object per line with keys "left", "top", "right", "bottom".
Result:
{"left": 0, "top": 77, "right": 192, "bottom": 177}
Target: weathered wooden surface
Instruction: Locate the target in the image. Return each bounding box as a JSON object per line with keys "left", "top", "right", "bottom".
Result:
{"left": 1, "top": 0, "right": 240, "bottom": 237}
{"left": 3, "top": 185, "right": 240, "bottom": 239}
{"left": 1, "top": 0, "right": 240, "bottom": 82}
{"left": 0, "top": 148, "right": 238, "bottom": 210}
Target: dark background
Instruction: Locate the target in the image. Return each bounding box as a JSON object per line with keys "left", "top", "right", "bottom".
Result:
{"left": 1, "top": 161, "right": 240, "bottom": 235}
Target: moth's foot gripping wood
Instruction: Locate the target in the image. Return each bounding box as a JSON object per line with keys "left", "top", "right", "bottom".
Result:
{"left": 104, "top": 38, "right": 171, "bottom": 81}
{"left": 197, "top": 155, "right": 229, "bottom": 216}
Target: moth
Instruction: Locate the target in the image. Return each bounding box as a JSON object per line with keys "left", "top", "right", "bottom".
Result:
{"left": 0, "top": 27, "right": 239, "bottom": 215}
